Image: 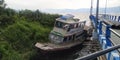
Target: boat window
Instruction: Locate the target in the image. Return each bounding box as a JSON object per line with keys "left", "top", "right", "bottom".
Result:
{"left": 69, "top": 36, "right": 72, "bottom": 41}
{"left": 55, "top": 21, "right": 65, "bottom": 28}
{"left": 78, "top": 23, "right": 81, "bottom": 27}
{"left": 81, "top": 23, "right": 84, "bottom": 28}
{"left": 69, "top": 24, "right": 74, "bottom": 29}
{"left": 63, "top": 37, "right": 67, "bottom": 42}
{"left": 76, "top": 33, "right": 82, "bottom": 39}
{"left": 76, "top": 23, "right": 79, "bottom": 28}
{"left": 74, "top": 24, "right": 77, "bottom": 28}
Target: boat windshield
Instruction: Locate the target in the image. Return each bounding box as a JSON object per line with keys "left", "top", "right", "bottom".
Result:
{"left": 55, "top": 21, "right": 66, "bottom": 28}
{"left": 55, "top": 21, "right": 80, "bottom": 30}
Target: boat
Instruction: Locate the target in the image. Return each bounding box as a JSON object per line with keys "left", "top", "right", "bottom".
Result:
{"left": 35, "top": 14, "right": 88, "bottom": 54}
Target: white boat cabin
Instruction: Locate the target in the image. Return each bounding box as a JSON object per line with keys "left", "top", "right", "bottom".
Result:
{"left": 49, "top": 14, "right": 86, "bottom": 44}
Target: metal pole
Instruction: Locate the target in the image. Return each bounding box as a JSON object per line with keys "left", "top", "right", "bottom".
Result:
{"left": 75, "top": 44, "right": 120, "bottom": 60}
{"left": 90, "top": 0, "right": 93, "bottom": 15}
{"left": 93, "top": 0, "right": 99, "bottom": 40}
{"left": 95, "top": 0, "right": 99, "bottom": 28}
{"left": 105, "top": 0, "right": 107, "bottom": 15}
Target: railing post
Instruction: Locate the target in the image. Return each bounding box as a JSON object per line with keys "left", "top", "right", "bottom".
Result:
{"left": 106, "top": 25, "right": 111, "bottom": 46}
{"left": 89, "top": 15, "right": 96, "bottom": 28}
{"left": 118, "top": 16, "right": 120, "bottom": 22}
{"left": 106, "top": 25, "right": 111, "bottom": 38}
{"left": 112, "top": 15, "right": 114, "bottom": 20}
{"left": 98, "top": 21, "right": 102, "bottom": 35}
{"left": 114, "top": 16, "right": 117, "bottom": 21}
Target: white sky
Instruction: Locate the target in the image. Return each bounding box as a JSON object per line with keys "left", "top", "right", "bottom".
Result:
{"left": 5, "top": 0, "right": 120, "bottom": 10}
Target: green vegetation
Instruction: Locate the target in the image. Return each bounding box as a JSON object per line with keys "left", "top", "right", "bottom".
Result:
{"left": 0, "top": 5, "right": 60, "bottom": 60}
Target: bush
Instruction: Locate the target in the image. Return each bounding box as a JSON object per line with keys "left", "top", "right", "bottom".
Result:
{"left": 1, "top": 20, "right": 50, "bottom": 51}
{"left": 0, "top": 15, "right": 15, "bottom": 28}
{"left": 0, "top": 7, "right": 60, "bottom": 60}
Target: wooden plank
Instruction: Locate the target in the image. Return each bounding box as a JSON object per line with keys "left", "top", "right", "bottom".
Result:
{"left": 97, "top": 55, "right": 106, "bottom": 60}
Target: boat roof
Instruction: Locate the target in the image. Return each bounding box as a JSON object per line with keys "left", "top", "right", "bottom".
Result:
{"left": 56, "top": 14, "right": 82, "bottom": 24}
{"left": 56, "top": 18, "right": 80, "bottom": 24}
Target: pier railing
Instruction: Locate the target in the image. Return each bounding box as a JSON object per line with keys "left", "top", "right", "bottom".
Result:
{"left": 91, "top": 14, "right": 120, "bottom": 60}
{"left": 101, "top": 14, "right": 120, "bottom": 23}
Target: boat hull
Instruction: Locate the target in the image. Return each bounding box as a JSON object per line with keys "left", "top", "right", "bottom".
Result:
{"left": 35, "top": 41, "right": 84, "bottom": 55}
{"left": 35, "top": 30, "right": 87, "bottom": 55}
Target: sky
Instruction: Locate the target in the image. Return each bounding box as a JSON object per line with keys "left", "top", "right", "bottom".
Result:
{"left": 5, "top": 0, "right": 120, "bottom": 10}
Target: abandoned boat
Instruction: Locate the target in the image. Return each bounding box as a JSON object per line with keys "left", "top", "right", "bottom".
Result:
{"left": 35, "top": 14, "right": 87, "bottom": 53}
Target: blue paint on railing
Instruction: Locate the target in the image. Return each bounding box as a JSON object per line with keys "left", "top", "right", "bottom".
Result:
{"left": 98, "top": 21, "right": 102, "bottom": 35}
{"left": 102, "top": 14, "right": 120, "bottom": 23}
{"left": 90, "top": 15, "right": 120, "bottom": 60}
{"left": 106, "top": 25, "right": 112, "bottom": 46}
{"left": 89, "top": 15, "right": 97, "bottom": 29}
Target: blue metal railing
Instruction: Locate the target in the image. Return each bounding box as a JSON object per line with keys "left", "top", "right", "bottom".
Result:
{"left": 101, "top": 14, "right": 120, "bottom": 23}
{"left": 95, "top": 14, "right": 120, "bottom": 60}
{"left": 75, "top": 15, "right": 120, "bottom": 60}
{"left": 75, "top": 44, "right": 120, "bottom": 60}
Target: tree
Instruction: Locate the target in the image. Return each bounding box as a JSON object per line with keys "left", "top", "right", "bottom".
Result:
{"left": 0, "top": 15, "right": 15, "bottom": 27}
{"left": 0, "top": 0, "right": 6, "bottom": 8}
{"left": 0, "top": 0, "right": 4, "bottom": 5}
